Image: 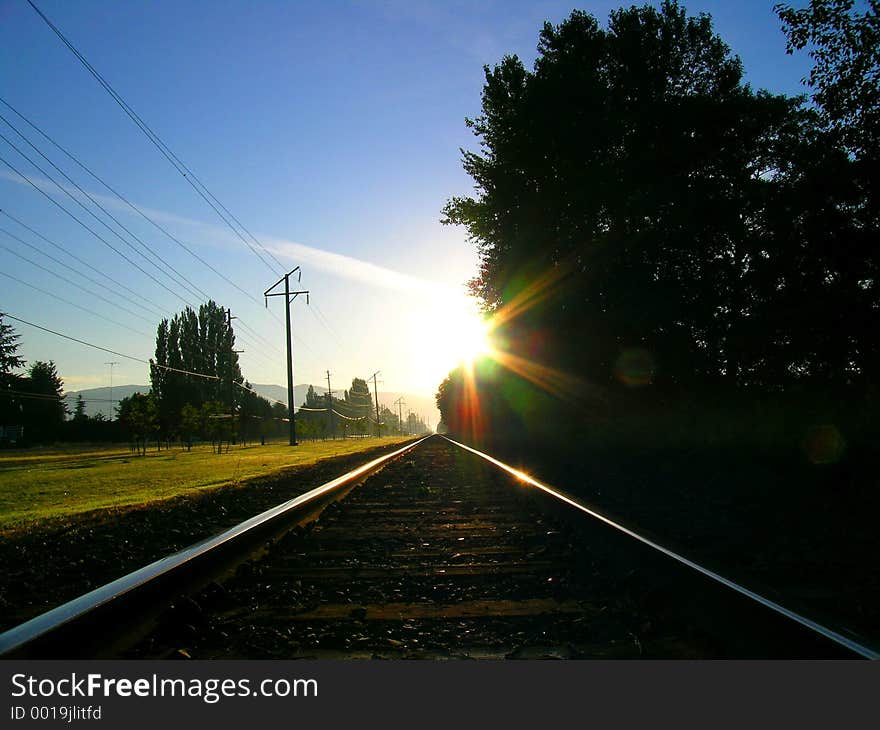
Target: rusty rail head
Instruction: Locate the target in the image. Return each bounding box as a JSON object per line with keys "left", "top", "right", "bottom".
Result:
{"left": 0, "top": 435, "right": 433, "bottom": 658}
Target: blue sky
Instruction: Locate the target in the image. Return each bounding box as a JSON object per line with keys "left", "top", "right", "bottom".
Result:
{"left": 0, "top": 0, "right": 814, "bottom": 411}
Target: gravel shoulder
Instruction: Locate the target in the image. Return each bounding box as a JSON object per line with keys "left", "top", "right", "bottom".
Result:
{"left": 0, "top": 439, "right": 419, "bottom": 633}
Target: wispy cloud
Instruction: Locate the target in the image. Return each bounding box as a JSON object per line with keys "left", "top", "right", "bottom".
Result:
{"left": 263, "top": 236, "right": 451, "bottom": 299}
{"left": 0, "top": 168, "right": 458, "bottom": 301}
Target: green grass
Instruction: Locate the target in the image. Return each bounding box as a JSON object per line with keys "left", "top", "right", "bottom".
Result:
{"left": 0, "top": 436, "right": 412, "bottom": 533}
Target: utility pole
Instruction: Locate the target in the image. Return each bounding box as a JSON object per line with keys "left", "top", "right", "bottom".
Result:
{"left": 226, "top": 308, "right": 244, "bottom": 445}
{"left": 264, "top": 267, "right": 309, "bottom": 446}
{"left": 394, "top": 396, "right": 406, "bottom": 436}
{"left": 326, "top": 370, "right": 335, "bottom": 440}
{"left": 104, "top": 361, "right": 119, "bottom": 420}
{"left": 370, "top": 370, "right": 382, "bottom": 437}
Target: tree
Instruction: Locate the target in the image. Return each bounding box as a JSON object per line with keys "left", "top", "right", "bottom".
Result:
{"left": 775, "top": 0, "right": 880, "bottom": 383}
{"left": 179, "top": 403, "right": 200, "bottom": 451}
{"left": 343, "top": 378, "right": 373, "bottom": 418}
{"left": 117, "top": 392, "right": 157, "bottom": 456}
{"left": 776, "top": 0, "right": 880, "bottom": 159}
{"left": 0, "top": 313, "right": 25, "bottom": 374}
{"left": 151, "top": 300, "right": 244, "bottom": 443}
{"left": 442, "top": 1, "right": 878, "bottom": 399}
{"left": 20, "top": 361, "right": 67, "bottom": 443}
{"left": 72, "top": 394, "right": 87, "bottom": 422}
{"left": 0, "top": 313, "right": 25, "bottom": 433}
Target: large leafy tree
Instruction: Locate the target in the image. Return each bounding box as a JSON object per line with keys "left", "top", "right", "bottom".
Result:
{"left": 118, "top": 392, "right": 158, "bottom": 456}
{"left": 343, "top": 378, "right": 373, "bottom": 417}
{"left": 774, "top": 2, "right": 880, "bottom": 384}
{"left": 442, "top": 1, "right": 877, "bottom": 397}
{"left": 776, "top": 0, "right": 880, "bottom": 159}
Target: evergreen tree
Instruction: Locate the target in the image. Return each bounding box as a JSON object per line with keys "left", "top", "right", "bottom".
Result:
{"left": 20, "top": 361, "right": 67, "bottom": 443}
{"left": 0, "top": 313, "right": 25, "bottom": 432}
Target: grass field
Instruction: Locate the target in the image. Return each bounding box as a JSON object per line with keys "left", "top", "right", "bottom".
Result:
{"left": 0, "top": 436, "right": 412, "bottom": 533}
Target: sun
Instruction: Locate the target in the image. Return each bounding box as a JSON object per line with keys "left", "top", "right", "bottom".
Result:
{"left": 450, "top": 307, "right": 493, "bottom": 366}
{"left": 406, "top": 295, "right": 493, "bottom": 394}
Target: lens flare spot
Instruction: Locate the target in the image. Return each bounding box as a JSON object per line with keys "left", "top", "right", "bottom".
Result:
{"left": 803, "top": 424, "right": 846, "bottom": 465}
{"left": 614, "top": 348, "right": 655, "bottom": 387}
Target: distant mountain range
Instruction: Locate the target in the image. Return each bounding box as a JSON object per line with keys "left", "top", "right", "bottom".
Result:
{"left": 64, "top": 383, "right": 440, "bottom": 425}
{"left": 63, "top": 384, "right": 148, "bottom": 418}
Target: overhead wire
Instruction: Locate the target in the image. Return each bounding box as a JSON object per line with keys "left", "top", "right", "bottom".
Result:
{"left": 235, "top": 317, "right": 284, "bottom": 356}
{"left": 0, "top": 231, "right": 156, "bottom": 326}
{"left": 1, "top": 313, "right": 218, "bottom": 383}
{"left": 10, "top": 4, "right": 353, "bottom": 399}
{"left": 0, "top": 110, "right": 209, "bottom": 303}
{"left": 0, "top": 150, "right": 194, "bottom": 308}
{"left": 0, "top": 96, "right": 276, "bottom": 314}
{"left": 310, "top": 302, "right": 346, "bottom": 352}
{"left": 0, "top": 270, "right": 152, "bottom": 337}
{"left": 17, "top": 3, "right": 349, "bottom": 370}
{"left": 0, "top": 209, "right": 169, "bottom": 320}
{"left": 26, "top": 0, "right": 284, "bottom": 277}
{"left": 0, "top": 133, "right": 197, "bottom": 307}
{"left": 0, "top": 314, "right": 305, "bottom": 412}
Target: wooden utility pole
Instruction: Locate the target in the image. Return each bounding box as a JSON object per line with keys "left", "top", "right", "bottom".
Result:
{"left": 264, "top": 268, "right": 308, "bottom": 446}
{"left": 394, "top": 396, "right": 406, "bottom": 435}
{"left": 326, "top": 370, "right": 335, "bottom": 440}
{"left": 371, "top": 370, "right": 381, "bottom": 437}
{"left": 226, "top": 308, "right": 243, "bottom": 445}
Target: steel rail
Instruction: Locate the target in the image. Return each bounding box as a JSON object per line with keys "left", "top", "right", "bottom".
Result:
{"left": 442, "top": 435, "right": 879, "bottom": 660}
{"left": 0, "top": 436, "right": 431, "bottom": 658}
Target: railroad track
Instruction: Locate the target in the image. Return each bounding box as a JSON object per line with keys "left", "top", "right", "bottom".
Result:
{"left": 1, "top": 435, "right": 876, "bottom": 659}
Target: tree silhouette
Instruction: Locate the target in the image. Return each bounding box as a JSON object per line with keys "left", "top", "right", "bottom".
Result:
{"left": 151, "top": 300, "right": 243, "bottom": 441}
{"left": 777, "top": 0, "right": 880, "bottom": 160}
{"left": 0, "top": 313, "right": 25, "bottom": 433}
{"left": 441, "top": 1, "right": 878, "bottom": 405}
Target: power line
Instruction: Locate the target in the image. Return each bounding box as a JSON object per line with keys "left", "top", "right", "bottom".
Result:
{"left": 0, "top": 209, "right": 169, "bottom": 319}
{"left": 233, "top": 380, "right": 286, "bottom": 408}
{"left": 2, "top": 313, "right": 149, "bottom": 364}
{"left": 0, "top": 270, "right": 152, "bottom": 337}
{"left": 26, "top": 0, "right": 285, "bottom": 277}
{"left": 235, "top": 317, "right": 284, "bottom": 356}
{"left": 0, "top": 135, "right": 196, "bottom": 307}
{"left": 230, "top": 331, "right": 282, "bottom": 369}
{"left": 1, "top": 313, "right": 221, "bottom": 384}
{"left": 0, "top": 96, "right": 275, "bottom": 313}
{"left": 0, "top": 149, "right": 194, "bottom": 308}
{"left": 0, "top": 110, "right": 209, "bottom": 302}
{"left": 310, "top": 302, "right": 345, "bottom": 351}
{"left": 0, "top": 231, "right": 156, "bottom": 326}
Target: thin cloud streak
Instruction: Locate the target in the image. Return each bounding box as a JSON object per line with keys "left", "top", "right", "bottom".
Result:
{"left": 0, "top": 168, "right": 215, "bottom": 230}
{"left": 264, "top": 236, "right": 453, "bottom": 300}
{"left": 1, "top": 168, "right": 462, "bottom": 302}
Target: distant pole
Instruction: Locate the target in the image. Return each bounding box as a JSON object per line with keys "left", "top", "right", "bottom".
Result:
{"left": 283, "top": 277, "right": 296, "bottom": 446}
{"left": 326, "top": 370, "right": 334, "bottom": 440}
{"left": 264, "top": 267, "right": 309, "bottom": 446}
{"left": 394, "top": 396, "right": 406, "bottom": 436}
{"left": 371, "top": 370, "right": 381, "bottom": 437}
{"left": 104, "top": 361, "right": 119, "bottom": 420}
{"left": 226, "top": 308, "right": 243, "bottom": 445}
